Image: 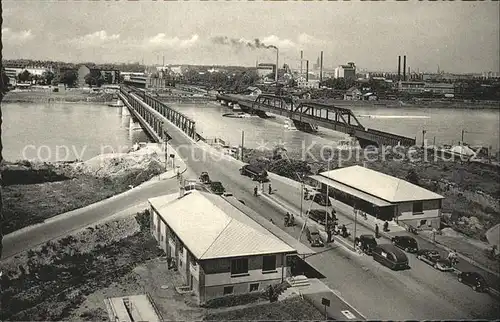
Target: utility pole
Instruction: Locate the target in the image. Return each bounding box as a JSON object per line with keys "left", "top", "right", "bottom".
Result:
{"left": 422, "top": 129, "right": 427, "bottom": 148}
{"left": 461, "top": 129, "right": 465, "bottom": 144}
{"left": 353, "top": 205, "right": 358, "bottom": 249}
{"left": 240, "top": 131, "right": 245, "bottom": 161}
{"left": 324, "top": 157, "right": 330, "bottom": 230}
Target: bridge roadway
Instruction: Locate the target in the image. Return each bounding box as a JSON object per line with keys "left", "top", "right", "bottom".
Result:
{"left": 216, "top": 93, "right": 416, "bottom": 147}
{"left": 121, "top": 92, "right": 499, "bottom": 320}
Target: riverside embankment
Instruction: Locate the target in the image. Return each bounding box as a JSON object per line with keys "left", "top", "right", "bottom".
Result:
{"left": 1, "top": 143, "right": 177, "bottom": 236}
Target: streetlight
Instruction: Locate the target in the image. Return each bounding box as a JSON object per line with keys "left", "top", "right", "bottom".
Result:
{"left": 353, "top": 204, "right": 358, "bottom": 249}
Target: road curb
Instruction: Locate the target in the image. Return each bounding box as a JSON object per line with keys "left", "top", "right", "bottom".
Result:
{"left": 415, "top": 233, "right": 500, "bottom": 278}
{"left": 260, "top": 193, "right": 357, "bottom": 254}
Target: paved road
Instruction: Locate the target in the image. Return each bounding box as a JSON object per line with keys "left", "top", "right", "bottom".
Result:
{"left": 271, "top": 180, "right": 500, "bottom": 290}
{"left": 163, "top": 120, "right": 499, "bottom": 320}
{"left": 1, "top": 179, "right": 180, "bottom": 259}
{"left": 2, "top": 114, "right": 498, "bottom": 319}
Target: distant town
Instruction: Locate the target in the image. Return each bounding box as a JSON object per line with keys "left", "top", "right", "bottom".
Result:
{"left": 2, "top": 56, "right": 500, "bottom": 103}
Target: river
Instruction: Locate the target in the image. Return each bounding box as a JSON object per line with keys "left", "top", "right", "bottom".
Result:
{"left": 2, "top": 101, "right": 499, "bottom": 162}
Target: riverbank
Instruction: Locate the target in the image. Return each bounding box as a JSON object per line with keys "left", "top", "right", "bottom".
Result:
{"left": 1, "top": 143, "right": 167, "bottom": 235}
{"left": 2, "top": 88, "right": 115, "bottom": 104}
{"left": 242, "top": 146, "right": 500, "bottom": 243}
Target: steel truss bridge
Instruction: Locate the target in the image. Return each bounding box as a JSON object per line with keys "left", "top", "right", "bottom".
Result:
{"left": 216, "top": 93, "right": 416, "bottom": 147}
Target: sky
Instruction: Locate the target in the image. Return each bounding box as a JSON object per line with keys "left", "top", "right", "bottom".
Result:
{"left": 2, "top": 1, "right": 499, "bottom": 74}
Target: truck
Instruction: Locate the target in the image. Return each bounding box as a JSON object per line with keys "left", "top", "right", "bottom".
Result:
{"left": 239, "top": 164, "right": 269, "bottom": 182}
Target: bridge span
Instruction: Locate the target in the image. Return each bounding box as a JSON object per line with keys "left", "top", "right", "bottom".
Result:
{"left": 118, "top": 86, "right": 198, "bottom": 142}
{"left": 216, "top": 93, "right": 416, "bottom": 147}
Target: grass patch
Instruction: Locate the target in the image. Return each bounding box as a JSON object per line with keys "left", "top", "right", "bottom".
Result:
{"left": 2, "top": 164, "right": 162, "bottom": 235}
{"left": 202, "top": 297, "right": 325, "bottom": 321}
{"left": 0, "top": 216, "right": 163, "bottom": 321}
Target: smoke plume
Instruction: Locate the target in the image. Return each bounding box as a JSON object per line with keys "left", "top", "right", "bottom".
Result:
{"left": 211, "top": 36, "right": 277, "bottom": 50}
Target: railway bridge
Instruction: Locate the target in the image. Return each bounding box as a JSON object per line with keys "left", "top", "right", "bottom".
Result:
{"left": 216, "top": 93, "right": 416, "bottom": 147}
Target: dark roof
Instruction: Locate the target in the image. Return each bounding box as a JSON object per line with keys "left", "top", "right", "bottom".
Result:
{"left": 378, "top": 244, "right": 408, "bottom": 261}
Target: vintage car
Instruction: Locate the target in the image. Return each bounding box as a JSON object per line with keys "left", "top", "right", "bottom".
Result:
{"left": 416, "top": 249, "right": 453, "bottom": 272}
{"left": 199, "top": 171, "right": 211, "bottom": 184}
{"left": 391, "top": 235, "right": 419, "bottom": 253}
{"left": 209, "top": 181, "right": 225, "bottom": 195}
{"left": 306, "top": 209, "right": 334, "bottom": 226}
{"left": 458, "top": 272, "right": 488, "bottom": 292}
{"left": 305, "top": 224, "right": 324, "bottom": 247}
{"left": 354, "top": 234, "right": 378, "bottom": 255}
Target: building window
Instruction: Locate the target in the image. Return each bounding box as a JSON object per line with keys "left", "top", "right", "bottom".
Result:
{"left": 223, "top": 286, "right": 234, "bottom": 295}
{"left": 249, "top": 283, "right": 259, "bottom": 292}
{"left": 262, "top": 255, "right": 277, "bottom": 272}
{"left": 160, "top": 235, "right": 164, "bottom": 242}
{"left": 413, "top": 201, "right": 423, "bottom": 214}
{"left": 231, "top": 258, "right": 249, "bottom": 276}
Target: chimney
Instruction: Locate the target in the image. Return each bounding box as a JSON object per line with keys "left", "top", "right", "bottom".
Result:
{"left": 300, "top": 50, "right": 304, "bottom": 75}
{"left": 306, "top": 60, "right": 309, "bottom": 82}
{"left": 398, "top": 56, "right": 401, "bottom": 81}
{"left": 403, "top": 55, "right": 406, "bottom": 81}
{"left": 320, "top": 51, "right": 324, "bottom": 84}
{"left": 408, "top": 66, "right": 411, "bottom": 79}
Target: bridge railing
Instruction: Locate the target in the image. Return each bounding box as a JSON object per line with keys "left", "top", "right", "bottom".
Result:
{"left": 120, "top": 85, "right": 197, "bottom": 140}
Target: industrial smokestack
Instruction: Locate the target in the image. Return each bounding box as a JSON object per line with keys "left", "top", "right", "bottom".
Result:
{"left": 162, "top": 55, "right": 165, "bottom": 67}
{"left": 306, "top": 60, "right": 309, "bottom": 82}
{"left": 398, "top": 56, "right": 401, "bottom": 81}
{"left": 408, "top": 66, "right": 411, "bottom": 80}
{"left": 403, "top": 55, "right": 406, "bottom": 81}
{"left": 300, "top": 50, "right": 303, "bottom": 75}
{"left": 275, "top": 48, "right": 279, "bottom": 83}
{"left": 320, "top": 51, "right": 323, "bottom": 84}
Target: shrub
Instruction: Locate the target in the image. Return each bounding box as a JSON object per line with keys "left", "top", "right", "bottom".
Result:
{"left": 135, "top": 209, "right": 151, "bottom": 232}
{"left": 201, "top": 291, "right": 266, "bottom": 308}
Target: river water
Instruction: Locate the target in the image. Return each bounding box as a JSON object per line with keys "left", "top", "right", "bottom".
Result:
{"left": 2, "top": 102, "right": 149, "bottom": 162}
{"left": 2, "top": 101, "right": 499, "bottom": 162}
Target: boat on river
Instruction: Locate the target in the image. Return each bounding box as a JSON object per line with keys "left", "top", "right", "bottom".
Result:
{"left": 222, "top": 112, "right": 254, "bottom": 118}
{"left": 284, "top": 120, "right": 298, "bottom": 131}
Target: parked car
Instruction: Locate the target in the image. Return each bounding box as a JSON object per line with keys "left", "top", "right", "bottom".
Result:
{"left": 210, "top": 181, "right": 225, "bottom": 195}
{"left": 458, "top": 272, "right": 488, "bottom": 292}
{"left": 305, "top": 224, "right": 324, "bottom": 247}
{"left": 416, "top": 249, "right": 453, "bottom": 272}
{"left": 239, "top": 164, "right": 269, "bottom": 182}
{"left": 199, "top": 171, "right": 211, "bottom": 184}
{"left": 355, "top": 234, "right": 378, "bottom": 255}
{"left": 391, "top": 235, "right": 419, "bottom": 253}
{"left": 310, "top": 192, "right": 332, "bottom": 207}
{"left": 372, "top": 244, "right": 410, "bottom": 270}
{"left": 306, "top": 209, "right": 334, "bottom": 226}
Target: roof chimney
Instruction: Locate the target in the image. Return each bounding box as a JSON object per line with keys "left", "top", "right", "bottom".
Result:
{"left": 398, "top": 56, "right": 401, "bottom": 81}
{"left": 403, "top": 55, "right": 406, "bottom": 81}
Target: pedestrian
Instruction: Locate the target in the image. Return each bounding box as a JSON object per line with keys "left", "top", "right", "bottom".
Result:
{"left": 254, "top": 185, "right": 258, "bottom": 197}
{"left": 326, "top": 222, "right": 332, "bottom": 243}
{"left": 268, "top": 183, "right": 272, "bottom": 195}
{"left": 383, "top": 221, "right": 389, "bottom": 232}
{"left": 375, "top": 224, "right": 380, "bottom": 238}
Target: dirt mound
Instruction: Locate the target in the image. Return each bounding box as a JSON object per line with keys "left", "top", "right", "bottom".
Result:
{"left": 70, "top": 144, "right": 165, "bottom": 178}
